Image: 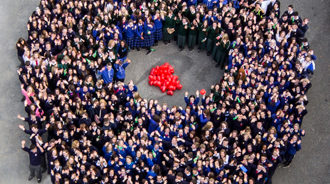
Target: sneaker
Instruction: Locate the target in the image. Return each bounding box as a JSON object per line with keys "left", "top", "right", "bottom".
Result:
{"left": 37, "top": 178, "right": 42, "bottom": 183}
{"left": 28, "top": 175, "right": 34, "bottom": 181}
{"left": 146, "top": 50, "right": 152, "bottom": 55}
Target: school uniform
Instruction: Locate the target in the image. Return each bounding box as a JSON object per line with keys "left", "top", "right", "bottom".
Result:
{"left": 134, "top": 23, "right": 145, "bottom": 49}
{"left": 206, "top": 26, "right": 219, "bottom": 54}
{"left": 22, "top": 147, "right": 43, "bottom": 180}
{"left": 98, "top": 67, "right": 114, "bottom": 84}
{"left": 153, "top": 16, "right": 163, "bottom": 42}
{"left": 198, "top": 24, "right": 208, "bottom": 50}
{"left": 215, "top": 40, "right": 230, "bottom": 68}
{"left": 188, "top": 23, "right": 198, "bottom": 50}
{"left": 177, "top": 22, "right": 189, "bottom": 49}
{"left": 124, "top": 25, "right": 135, "bottom": 49}
{"left": 114, "top": 62, "right": 130, "bottom": 82}
{"left": 163, "top": 15, "right": 176, "bottom": 43}
{"left": 143, "top": 22, "right": 155, "bottom": 48}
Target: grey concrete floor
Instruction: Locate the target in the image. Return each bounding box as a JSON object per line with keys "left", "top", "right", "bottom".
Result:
{"left": 125, "top": 42, "right": 223, "bottom": 107}
{"left": 0, "top": 0, "right": 329, "bottom": 184}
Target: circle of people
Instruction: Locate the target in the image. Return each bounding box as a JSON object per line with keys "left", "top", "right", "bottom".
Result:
{"left": 15, "top": 0, "right": 316, "bottom": 183}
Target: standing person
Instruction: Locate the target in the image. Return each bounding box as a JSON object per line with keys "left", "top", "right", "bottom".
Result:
{"left": 187, "top": 19, "right": 198, "bottom": 51}
{"left": 134, "top": 19, "right": 145, "bottom": 51}
{"left": 153, "top": 11, "right": 164, "bottom": 46}
{"left": 144, "top": 17, "right": 155, "bottom": 55}
{"left": 114, "top": 59, "right": 132, "bottom": 82}
{"left": 21, "top": 140, "right": 44, "bottom": 183}
{"left": 16, "top": 38, "right": 27, "bottom": 65}
{"left": 117, "top": 40, "right": 129, "bottom": 61}
{"left": 163, "top": 10, "right": 176, "bottom": 44}
{"left": 98, "top": 62, "right": 114, "bottom": 84}
{"left": 283, "top": 135, "right": 301, "bottom": 168}
{"left": 206, "top": 21, "right": 219, "bottom": 56}
{"left": 124, "top": 20, "right": 136, "bottom": 50}
{"left": 198, "top": 20, "right": 208, "bottom": 51}
{"left": 177, "top": 17, "right": 189, "bottom": 51}
{"left": 215, "top": 34, "right": 230, "bottom": 69}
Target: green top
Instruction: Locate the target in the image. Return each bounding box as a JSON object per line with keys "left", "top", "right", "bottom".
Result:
{"left": 198, "top": 24, "right": 208, "bottom": 39}
{"left": 207, "top": 27, "right": 219, "bottom": 40}
{"left": 163, "top": 15, "right": 176, "bottom": 29}
{"left": 177, "top": 22, "right": 189, "bottom": 36}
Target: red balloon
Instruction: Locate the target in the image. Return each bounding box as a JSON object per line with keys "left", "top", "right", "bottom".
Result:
{"left": 164, "top": 62, "right": 170, "bottom": 66}
{"left": 149, "top": 80, "right": 154, "bottom": 86}
{"left": 165, "top": 81, "right": 170, "bottom": 87}
{"left": 149, "top": 75, "right": 155, "bottom": 81}
{"left": 173, "top": 75, "right": 179, "bottom": 81}
{"left": 176, "top": 83, "right": 183, "bottom": 90}
{"left": 200, "top": 89, "right": 206, "bottom": 95}
{"left": 176, "top": 80, "right": 180, "bottom": 85}
{"left": 167, "top": 90, "right": 174, "bottom": 96}
{"left": 168, "top": 85, "right": 176, "bottom": 91}
{"left": 157, "top": 81, "right": 162, "bottom": 87}
{"left": 160, "top": 86, "right": 166, "bottom": 93}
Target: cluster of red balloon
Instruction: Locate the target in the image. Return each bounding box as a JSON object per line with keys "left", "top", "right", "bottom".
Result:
{"left": 148, "top": 63, "right": 182, "bottom": 96}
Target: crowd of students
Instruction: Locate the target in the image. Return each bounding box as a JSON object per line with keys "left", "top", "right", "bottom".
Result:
{"left": 15, "top": 0, "right": 316, "bottom": 183}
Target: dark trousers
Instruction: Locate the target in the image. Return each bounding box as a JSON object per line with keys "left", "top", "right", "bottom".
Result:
{"left": 188, "top": 34, "right": 197, "bottom": 49}
{"left": 177, "top": 35, "right": 186, "bottom": 49}
{"left": 30, "top": 164, "right": 42, "bottom": 179}
{"left": 283, "top": 153, "right": 294, "bottom": 165}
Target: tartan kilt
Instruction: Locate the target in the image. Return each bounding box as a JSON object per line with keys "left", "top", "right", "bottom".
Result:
{"left": 144, "top": 34, "right": 155, "bottom": 47}
{"left": 134, "top": 36, "right": 144, "bottom": 48}
{"left": 126, "top": 37, "right": 134, "bottom": 49}
{"left": 154, "top": 28, "right": 163, "bottom": 41}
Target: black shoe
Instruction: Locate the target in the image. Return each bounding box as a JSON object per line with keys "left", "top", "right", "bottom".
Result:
{"left": 207, "top": 52, "right": 211, "bottom": 56}
{"left": 215, "top": 63, "right": 220, "bottom": 67}
{"left": 37, "top": 178, "right": 41, "bottom": 183}
{"left": 146, "top": 50, "right": 152, "bottom": 55}
{"left": 21, "top": 96, "right": 25, "bottom": 102}
{"left": 137, "top": 48, "right": 140, "bottom": 51}
{"left": 28, "top": 175, "right": 34, "bottom": 181}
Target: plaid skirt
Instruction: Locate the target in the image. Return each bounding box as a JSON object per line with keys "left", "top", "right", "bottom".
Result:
{"left": 134, "top": 36, "right": 144, "bottom": 48}
{"left": 154, "top": 28, "right": 162, "bottom": 41}
{"left": 144, "top": 34, "right": 154, "bottom": 47}
{"left": 126, "top": 37, "right": 134, "bottom": 49}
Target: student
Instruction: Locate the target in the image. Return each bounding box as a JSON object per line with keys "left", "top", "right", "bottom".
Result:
{"left": 198, "top": 20, "right": 208, "bottom": 51}
{"left": 123, "top": 20, "right": 136, "bottom": 49}
{"left": 206, "top": 22, "right": 219, "bottom": 56}
{"left": 163, "top": 10, "right": 176, "bottom": 44}
{"left": 117, "top": 40, "right": 129, "bottom": 61}
{"left": 114, "top": 59, "right": 132, "bottom": 82}
{"left": 153, "top": 11, "right": 164, "bottom": 46}
{"left": 144, "top": 17, "right": 155, "bottom": 55}
{"left": 177, "top": 17, "right": 189, "bottom": 51}
{"left": 134, "top": 19, "right": 145, "bottom": 51}
{"left": 187, "top": 19, "right": 198, "bottom": 51}
{"left": 215, "top": 34, "right": 230, "bottom": 69}
{"left": 98, "top": 63, "right": 114, "bottom": 84}
{"left": 21, "top": 140, "right": 44, "bottom": 183}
